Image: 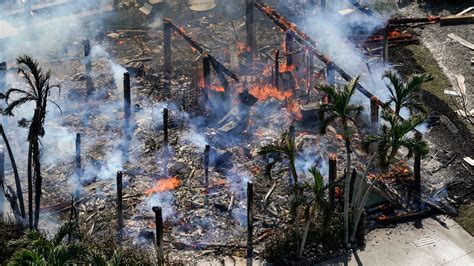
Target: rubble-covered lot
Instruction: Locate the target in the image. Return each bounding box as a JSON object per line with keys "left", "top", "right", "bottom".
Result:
{"left": 0, "top": 0, "right": 473, "bottom": 264}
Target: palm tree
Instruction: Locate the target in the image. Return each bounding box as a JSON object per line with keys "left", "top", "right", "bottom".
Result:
{"left": 87, "top": 249, "right": 123, "bottom": 266}
{"left": 7, "top": 222, "right": 84, "bottom": 266}
{"left": 382, "top": 70, "right": 432, "bottom": 116}
{"left": 319, "top": 76, "right": 363, "bottom": 248}
{"left": 363, "top": 109, "right": 429, "bottom": 169}
{"left": 298, "top": 167, "right": 328, "bottom": 258}
{"left": 2, "top": 55, "right": 60, "bottom": 229}
{"left": 259, "top": 130, "right": 301, "bottom": 254}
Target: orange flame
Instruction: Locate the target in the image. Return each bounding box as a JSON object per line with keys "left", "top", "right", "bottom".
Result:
{"left": 287, "top": 100, "right": 302, "bottom": 121}
{"left": 210, "top": 85, "right": 225, "bottom": 92}
{"left": 249, "top": 84, "right": 293, "bottom": 101}
{"left": 145, "top": 177, "right": 180, "bottom": 195}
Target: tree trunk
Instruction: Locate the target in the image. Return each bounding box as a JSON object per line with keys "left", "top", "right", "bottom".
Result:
{"left": 32, "top": 139, "right": 41, "bottom": 230}
{"left": 289, "top": 158, "right": 300, "bottom": 255}
{"left": 0, "top": 125, "right": 25, "bottom": 221}
{"left": 28, "top": 143, "right": 33, "bottom": 229}
{"left": 344, "top": 138, "right": 351, "bottom": 248}
{"left": 298, "top": 205, "right": 313, "bottom": 259}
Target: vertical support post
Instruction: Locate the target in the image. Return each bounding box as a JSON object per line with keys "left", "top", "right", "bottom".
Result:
{"left": 414, "top": 133, "right": 422, "bottom": 197}
{"left": 123, "top": 72, "right": 131, "bottom": 138}
{"left": 274, "top": 50, "right": 280, "bottom": 89}
{"left": 152, "top": 206, "right": 164, "bottom": 265}
{"left": 163, "top": 108, "right": 169, "bottom": 149}
{"left": 0, "top": 62, "right": 6, "bottom": 94}
{"left": 204, "top": 145, "right": 210, "bottom": 187}
{"left": 247, "top": 181, "right": 254, "bottom": 261}
{"left": 163, "top": 20, "right": 172, "bottom": 95}
{"left": 75, "top": 133, "right": 81, "bottom": 180}
{"left": 0, "top": 150, "right": 4, "bottom": 219}
{"left": 285, "top": 31, "right": 294, "bottom": 67}
{"left": 246, "top": 0, "right": 256, "bottom": 65}
{"left": 370, "top": 96, "right": 379, "bottom": 134}
{"left": 383, "top": 24, "right": 389, "bottom": 64}
{"left": 116, "top": 171, "right": 123, "bottom": 241}
{"left": 83, "top": 39, "right": 94, "bottom": 97}
{"left": 321, "top": 0, "right": 326, "bottom": 11}
{"left": 327, "top": 62, "right": 335, "bottom": 86}
{"left": 202, "top": 53, "right": 211, "bottom": 106}
{"left": 328, "top": 154, "right": 337, "bottom": 215}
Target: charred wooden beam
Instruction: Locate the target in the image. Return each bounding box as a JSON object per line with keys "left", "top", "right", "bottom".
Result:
{"left": 163, "top": 108, "right": 169, "bottom": 150}
{"left": 163, "top": 18, "right": 239, "bottom": 83}
{"left": 285, "top": 31, "right": 295, "bottom": 67}
{"left": 247, "top": 181, "right": 254, "bottom": 260}
{"left": 116, "top": 171, "right": 124, "bottom": 241}
{"left": 274, "top": 50, "right": 280, "bottom": 89}
{"left": 0, "top": 62, "right": 6, "bottom": 93}
{"left": 328, "top": 155, "right": 337, "bottom": 215}
{"left": 83, "top": 39, "right": 94, "bottom": 97}
{"left": 163, "top": 20, "right": 172, "bottom": 95}
{"left": 246, "top": 0, "right": 256, "bottom": 64}
{"left": 326, "top": 62, "right": 335, "bottom": 86}
{"left": 0, "top": 150, "right": 4, "bottom": 219}
{"left": 123, "top": 72, "right": 132, "bottom": 139}
{"left": 370, "top": 96, "right": 379, "bottom": 134}
{"left": 75, "top": 133, "right": 81, "bottom": 179}
{"left": 152, "top": 206, "right": 164, "bottom": 265}
{"left": 204, "top": 145, "right": 210, "bottom": 187}
{"left": 320, "top": 0, "right": 326, "bottom": 10}
{"left": 388, "top": 15, "right": 474, "bottom": 26}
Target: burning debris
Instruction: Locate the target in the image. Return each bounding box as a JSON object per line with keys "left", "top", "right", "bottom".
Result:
{"left": 0, "top": 0, "right": 472, "bottom": 265}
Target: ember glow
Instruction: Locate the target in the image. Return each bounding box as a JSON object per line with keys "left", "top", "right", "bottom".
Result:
{"left": 145, "top": 177, "right": 181, "bottom": 195}
{"left": 249, "top": 83, "right": 292, "bottom": 101}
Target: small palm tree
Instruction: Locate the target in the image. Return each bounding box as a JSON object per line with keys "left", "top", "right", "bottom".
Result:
{"left": 2, "top": 55, "right": 60, "bottom": 229}
{"left": 298, "top": 167, "right": 328, "bottom": 258}
{"left": 363, "top": 109, "right": 429, "bottom": 169}
{"left": 87, "top": 249, "right": 123, "bottom": 266}
{"left": 319, "top": 77, "right": 363, "bottom": 248}
{"left": 259, "top": 130, "right": 301, "bottom": 254}
{"left": 7, "top": 222, "right": 84, "bottom": 266}
{"left": 382, "top": 70, "right": 432, "bottom": 116}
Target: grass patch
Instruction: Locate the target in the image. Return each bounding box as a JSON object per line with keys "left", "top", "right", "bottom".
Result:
{"left": 455, "top": 203, "right": 474, "bottom": 236}
{"left": 405, "top": 45, "right": 452, "bottom": 105}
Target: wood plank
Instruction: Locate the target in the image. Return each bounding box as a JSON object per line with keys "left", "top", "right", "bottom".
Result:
{"left": 448, "top": 33, "right": 474, "bottom": 50}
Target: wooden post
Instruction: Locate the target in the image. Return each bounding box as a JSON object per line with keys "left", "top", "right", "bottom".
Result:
{"left": 123, "top": 72, "right": 131, "bottom": 138}
{"left": 204, "top": 145, "right": 210, "bottom": 187}
{"left": 274, "top": 50, "right": 280, "bottom": 89}
{"left": 75, "top": 133, "right": 81, "bottom": 179}
{"left": 247, "top": 181, "right": 254, "bottom": 260}
{"left": 83, "top": 39, "right": 94, "bottom": 97}
{"left": 246, "top": 0, "right": 256, "bottom": 65}
{"left": 414, "top": 133, "right": 422, "bottom": 196}
{"left": 383, "top": 24, "right": 389, "bottom": 64}
{"left": 370, "top": 96, "right": 379, "bottom": 134}
{"left": 0, "top": 62, "right": 6, "bottom": 94}
{"left": 321, "top": 0, "right": 326, "bottom": 10}
{"left": 116, "top": 171, "right": 123, "bottom": 241}
{"left": 203, "top": 54, "right": 211, "bottom": 103}
{"left": 152, "top": 206, "right": 164, "bottom": 265}
{"left": 285, "top": 31, "right": 294, "bottom": 67}
{"left": 328, "top": 154, "right": 337, "bottom": 214}
{"left": 163, "top": 108, "right": 169, "bottom": 149}
{"left": 0, "top": 150, "right": 4, "bottom": 219}
{"left": 327, "top": 62, "right": 335, "bottom": 86}
{"left": 163, "top": 20, "right": 172, "bottom": 95}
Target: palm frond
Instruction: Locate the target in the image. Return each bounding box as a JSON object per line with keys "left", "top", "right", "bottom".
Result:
{"left": 52, "top": 222, "right": 76, "bottom": 246}
{"left": 49, "top": 243, "right": 84, "bottom": 266}
{"left": 7, "top": 249, "right": 45, "bottom": 266}
{"left": 2, "top": 96, "right": 36, "bottom": 116}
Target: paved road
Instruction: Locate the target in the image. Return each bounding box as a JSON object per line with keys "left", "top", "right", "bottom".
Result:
{"left": 323, "top": 216, "right": 474, "bottom": 265}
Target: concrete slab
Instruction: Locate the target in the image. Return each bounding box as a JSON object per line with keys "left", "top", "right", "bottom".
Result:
{"left": 321, "top": 216, "right": 474, "bottom": 265}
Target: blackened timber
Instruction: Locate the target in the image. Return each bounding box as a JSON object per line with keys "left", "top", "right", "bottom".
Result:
{"left": 246, "top": 0, "right": 256, "bottom": 64}
{"left": 247, "top": 181, "right": 254, "bottom": 260}
{"left": 75, "top": 133, "right": 81, "bottom": 179}
{"left": 123, "top": 73, "right": 132, "bottom": 139}
{"left": 204, "top": 145, "right": 210, "bottom": 187}
{"left": 285, "top": 31, "right": 294, "bottom": 67}
{"left": 0, "top": 150, "right": 4, "bottom": 219}
{"left": 116, "top": 171, "right": 124, "bottom": 241}
{"left": 328, "top": 156, "right": 336, "bottom": 215}
{"left": 152, "top": 206, "right": 164, "bottom": 265}
{"left": 163, "top": 18, "right": 239, "bottom": 83}
{"left": 274, "top": 50, "right": 280, "bottom": 89}
{"left": 163, "top": 20, "right": 172, "bottom": 74}
{"left": 83, "top": 40, "right": 94, "bottom": 97}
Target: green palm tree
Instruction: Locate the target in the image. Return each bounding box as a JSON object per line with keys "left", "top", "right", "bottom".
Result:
{"left": 298, "top": 167, "right": 328, "bottom": 258}
{"left": 2, "top": 55, "right": 60, "bottom": 229}
{"left": 7, "top": 222, "right": 84, "bottom": 266}
{"left": 259, "top": 130, "right": 301, "bottom": 254}
{"left": 363, "top": 109, "right": 429, "bottom": 169}
{"left": 87, "top": 249, "right": 123, "bottom": 266}
{"left": 319, "top": 76, "right": 363, "bottom": 248}
{"left": 382, "top": 70, "right": 432, "bottom": 116}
